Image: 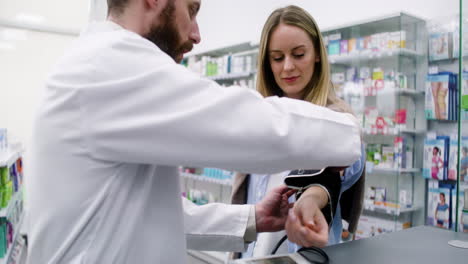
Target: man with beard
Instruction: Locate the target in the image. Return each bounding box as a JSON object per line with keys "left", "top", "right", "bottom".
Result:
{"left": 27, "top": 0, "right": 362, "bottom": 263}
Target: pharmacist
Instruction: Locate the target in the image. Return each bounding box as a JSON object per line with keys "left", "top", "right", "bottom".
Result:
{"left": 26, "top": 0, "right": 361, "bottom": 263}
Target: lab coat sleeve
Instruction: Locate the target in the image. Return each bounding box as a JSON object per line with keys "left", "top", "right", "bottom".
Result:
{"left": 182, "top": 197, "right": 251, "bottom": 251}
{"left": 74, "top": 34, "right": 361, "bottom": 173}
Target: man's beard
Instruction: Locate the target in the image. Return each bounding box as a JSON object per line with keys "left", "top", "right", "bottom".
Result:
{"left": 145, "top": 1, "right": 193, "bottom": 62}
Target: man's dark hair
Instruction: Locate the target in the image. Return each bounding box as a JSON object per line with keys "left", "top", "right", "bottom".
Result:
{"left": 107, "top": 0, "right": 129, "bottom": 15}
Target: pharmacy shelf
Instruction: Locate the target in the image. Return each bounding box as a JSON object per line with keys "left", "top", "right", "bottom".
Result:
{"left": 366, "top": 167, "right": 421, "bottom": 175}
{"left": 396, "top": 88, "right": 425, "bottom": 97}
{"left": 0, "top": 150, "right": 21, "bottom": 168}
{"left": 428, "top": 57, "right": 460, "bottom": 63}
{"left": 398, "top": 128, "right": 427, "bottom": 134}
{"left": 180, "top": 172, "right": 232, "bottom": 186}
{"left": 7, "top": 235, "right": 26, "bottom": 264}
{"left": 190, "top": 41, "right": 258, "bottom": 59}
{"left": 364, "top": 200, "right": 422, "bottom": 216}
{"left": 427, "top": 119, "right": 458, "bottom": 123}
{"left": 0, "top": 214, "right": 24, "bottom": 264}
{"left": 0, "top": 188, "right": 23, "bottom": 218}
{"left": 329, "top": 48, "right": 421, "bottom": 64}
{"left": 363, "top": 128, "right": 426, "bottom": 136}
{"left": 207, "top": 71, "right": 255, "bottom": 81}
{"left": 364, "top": 88, "right": 425, "bottom": 97}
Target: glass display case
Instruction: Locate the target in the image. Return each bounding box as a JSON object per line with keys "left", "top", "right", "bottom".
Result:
{"left": 457, "top": 0, "right": 468, "bottom": 233}
{"left": 183, "top": 11, "right": 468, "bottom": 240}
{"left": 424, "top": 1, "right": 468, "bottom": 233}
{"left": 183, "top": 42, "right": 259, "bottom": 90}
{"left": 180, "top": 43, "right": 259, "bottom": 205}
{"left": 322, "top": 13, "right": 428, "bottom": 239}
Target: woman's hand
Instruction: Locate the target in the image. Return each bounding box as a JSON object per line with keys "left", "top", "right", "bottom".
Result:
{"left": 285, "top": 187, "right": 329, "bottom": 248}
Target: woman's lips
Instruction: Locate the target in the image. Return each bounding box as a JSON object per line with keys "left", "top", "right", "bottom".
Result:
{"left": 283, "top": 76, "right": 299, "bottom": 83}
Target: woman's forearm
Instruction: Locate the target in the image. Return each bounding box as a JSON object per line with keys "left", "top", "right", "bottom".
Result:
{"left": 298, "top": 186, "right": 329, "bottom": 209}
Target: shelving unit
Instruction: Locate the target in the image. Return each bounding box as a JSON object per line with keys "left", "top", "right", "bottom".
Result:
{"left": 329, "top": 48, "right": 422, "bottom": 65}
{"left": 0, "top": 151, "right": 21, "bottom": 168}
{"left": 179, "top": 12, "right": 468, "bottom": 249}
{"left": 207, "top": 71, "right": 256, "bottom": 82}
{"left": 0, "top": 215, "right": 24, "bottom": 264}
{"left": 322, "top": 12, "right": 428, "bottom": 239}
{"left": 423, "top": 13, "right": 468, "bottom": 233}
{"left": 181, "top": 41, "right": 260, "bottom": 208}
{"left": 5, "top": 235, "right": 26, "bottom": 264}
{"left": 184, "top": 42, "right": 258, "bottom": 90}
{"left": 182, "top": 12, "right": 433, "bottom": 242}
{"left": 364, "top": 199, "right": 422, "bottom": 216}
{"left": 0, "top": 188, "right": 22, "bottom": 218}
{"left": 180, "top": 172, "right": 232, "bottom": 186}
{"left": 367, "top": 167, "right": 421, "bottom": 174}
{"left": 363, "top": 128, "right": 426, "bottom": 136}
{"left": 0, "top": 149, "right": 24, "bottom": 263}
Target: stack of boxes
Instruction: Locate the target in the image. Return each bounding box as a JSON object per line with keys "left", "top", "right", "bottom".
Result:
{"left": 325, "top": 31, "right": 407, "bottom": 57}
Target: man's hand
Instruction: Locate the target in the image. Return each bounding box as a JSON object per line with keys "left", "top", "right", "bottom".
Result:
{"left": 255, "top": 185, "right": 295, "bottom": 232}
{"left": 285, "top": 189, "right": 329, "bottom": 248}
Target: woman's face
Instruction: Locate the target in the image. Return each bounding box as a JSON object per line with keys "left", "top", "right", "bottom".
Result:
{"left": 268, "top": 23, "right": 319, "bottom": 99}
{"left": 439, "top": 194, "right": 445, "bottom": 204}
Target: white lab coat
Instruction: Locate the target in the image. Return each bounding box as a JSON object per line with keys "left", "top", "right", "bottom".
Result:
{"left": 26, "top": 21, "right": 361, "bottom": 264}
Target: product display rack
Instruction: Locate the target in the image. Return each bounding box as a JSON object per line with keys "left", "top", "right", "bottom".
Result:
{"left": 181, "top": 12, "right": 468, "bottom": 251}
{"left": 183, "top": 43, "right": 260, "bottom": 263}
{"left": 322, "top": 12, "right": 428, "bottom": 239}
{"left": 0, "top": 151, "right": 21, "bottom": 168}
{"left": 4, "top": 234, "right": 26, "bottom": 264}
{"left": 181, "top": 42, "right": 260, "bottom": 206}
{"left": 182, "top": 13, "right": 432, "bottom": 242}
{"left": 180, "top": 172, "right": 232, "bottom": 186}
{"left": 180, "top": 167, "right": 233, "bottom": 207}
{"left": 1, "top": 216, "right": 24, "bottom": 264}
{"left": 328, "top": 48, "right": 422, "bottom": 65}
{"left": 0, "top": 149, "right": 24, "bottom": 263}
{"left": 184, "top": 42, "right": 259, "bottom": 90}
{"left": 460, "top": 0, "right": 468, "bottom": 234}
{"left": 363, "top": 199, "right": 422, "bottom": 216}
{"left": 0, "top": 188, "right": 22, "bottom": 219}
{"left": 423, "top": 10, "right": 468, "bottom": 233}
{"left": 367, "top": 167, "right": 421, "bottom": 175}
{"left": 207, "top": 71, "right": 256, "bottom": 82}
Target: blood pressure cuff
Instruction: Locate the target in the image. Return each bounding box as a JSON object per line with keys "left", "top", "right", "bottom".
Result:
{"left": 284, "top": 168, "right": 341, "bottom": 225}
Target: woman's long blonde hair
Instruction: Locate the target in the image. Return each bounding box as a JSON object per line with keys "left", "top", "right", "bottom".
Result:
{"left": 257, "top": 5, "right": 342, "bottom": 108}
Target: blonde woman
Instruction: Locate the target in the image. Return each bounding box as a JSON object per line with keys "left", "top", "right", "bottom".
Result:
{"left": 231, "top": 5, "right": 365, "bottom": 258}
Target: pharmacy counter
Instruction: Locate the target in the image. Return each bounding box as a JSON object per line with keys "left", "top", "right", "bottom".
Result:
{"left": 323, "top": 226, "right": 468, "bottom": 264}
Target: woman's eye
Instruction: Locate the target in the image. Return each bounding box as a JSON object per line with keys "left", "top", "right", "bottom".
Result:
{"left": 272, "top": 57, "right": 283, "bottom": 62}
{"left": 294, "top": 54, "right": 305, "bottom": 58}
